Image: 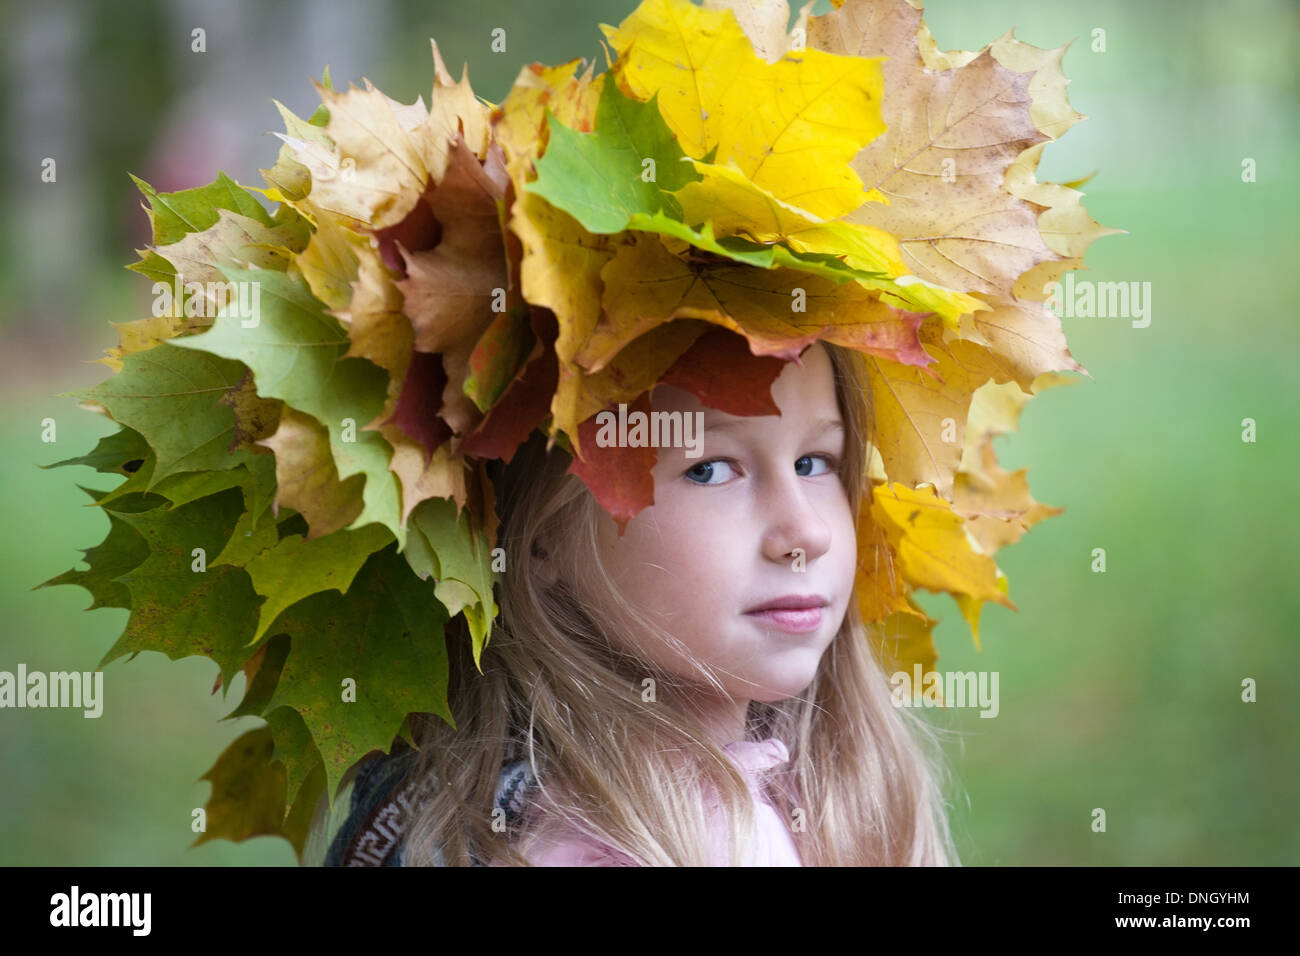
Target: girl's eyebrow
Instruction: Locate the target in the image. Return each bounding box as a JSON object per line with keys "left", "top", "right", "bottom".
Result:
{"left": 703, "top": 415, "right": 844, "bottom": 437}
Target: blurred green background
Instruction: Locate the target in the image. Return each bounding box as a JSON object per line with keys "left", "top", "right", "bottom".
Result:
{"left": 2, "top": 0, "right": 1296, "bottom": 865}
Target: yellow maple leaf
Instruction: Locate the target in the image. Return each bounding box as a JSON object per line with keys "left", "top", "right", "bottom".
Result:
{"left": 671, "top": 158, "right": 985, "bottom": 325}
{"left": 95, "top": 313, "right": 210, "bottom": 373}
{"left": 493, "top": 58, "right": 603, "bottom": 184}
{"left": 294, "top": 208, "right": 367, "bottom": 313}
{"left": 870, "top": 481, "right": 1016, "bottom": 612}
{"left": 509, "top": 191, "right": 616, "bottom": 370}
{"left": 601, "top": 0, "right": 888, "bottom": 219}
{"left": 1006, "top": 142, "right": 1128, "bottom": 302}
{"left": 862, "top": 319, "right": 1009, "bottom": 497}
{"left": 872, "top": 602, "right": 943, "bottom": 696}
{"left": 493, "top": 61, "right": 611, "bottom": 368}
{"left": 955, "top": 439, "right": 1065, "bottom": 559}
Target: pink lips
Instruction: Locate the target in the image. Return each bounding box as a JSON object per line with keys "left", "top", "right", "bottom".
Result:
{"left": 744, "top": 594, "right": 829, "bottom": 633}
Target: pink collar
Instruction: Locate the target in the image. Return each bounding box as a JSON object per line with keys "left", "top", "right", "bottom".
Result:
{"left": 721, "top": 737, "right": 791, "bottom": 775}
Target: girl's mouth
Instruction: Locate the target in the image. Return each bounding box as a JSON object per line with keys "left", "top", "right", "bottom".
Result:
{"left": 744, "top": 607, "right": 823, "bottom": 633}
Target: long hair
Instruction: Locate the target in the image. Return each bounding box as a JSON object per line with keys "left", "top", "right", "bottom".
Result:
{"left": 401, "top": 341, "right": 962, "bottom": 866}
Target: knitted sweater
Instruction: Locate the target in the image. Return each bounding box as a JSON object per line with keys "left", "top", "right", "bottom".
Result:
{"left": 319, "top": 741, "right": 537, "bottom": 867}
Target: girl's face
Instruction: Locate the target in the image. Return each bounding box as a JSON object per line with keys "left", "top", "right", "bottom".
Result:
{"left": 563, "top": 342, "right": 858, "bottom": 741}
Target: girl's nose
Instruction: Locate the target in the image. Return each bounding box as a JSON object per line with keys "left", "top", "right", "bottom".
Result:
{"left": 760, "top": 477, "right": 834, "bottom": 566}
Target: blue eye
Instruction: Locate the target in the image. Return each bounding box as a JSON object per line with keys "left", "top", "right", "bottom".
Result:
{"left": 686, "top": 455, "right": 836, "bottom": 484}
{"left": 795, "top": 455, "right": 834, "bottom": 477}
{"left": 684, "top": 459, "right": 737, "bottom": 485}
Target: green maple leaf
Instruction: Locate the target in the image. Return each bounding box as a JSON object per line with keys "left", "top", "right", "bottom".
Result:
{"left": 44, "top": 425, "right": 281, "bottom": 572}
{"left": 244, "top": 522, "right": 395, "bottom": 644}
{"left": 131, "top": 171, "right": 272, "bottom": 248}
{"left": 104, "top": 487, "right": 262, "bottom": 691}
{"left": 264, "top": 704, "right": 327, "bottom": 819}
{"left": 210, "top": 500, "right": 287, "bottom": 568}
{"left": 154, "top": 207, "right": 310, "bottom": 291}
{"left": 404, "top": 496, "right": 499, "bottom": 671}
{"left": 37, "top": 426, "right": 155, "bottom": 509}
{"left": 32, "top": 486, "right": 151, "bottom": 611}
{"left": 529, "top": 85, "right": 698, "bottom": 231}
{"left": 126, "top": 170, "right": 309, "bottom": 291}
{"left": 260, "top": 543, "right": 452, "bottom": 801}
{"left": 526, "top": 80, "right": 884, "bottom": 284}
{"left": 166, "top": 266, "right": 406, "bottom": 550}
{"left": 195, "top": 696, "right": 327, "bottom": 861}
{"left": 60, "top": 345, "right": 271, "bottom": 488}
{"left": 38, "top": 426, "right": 151, "bottom": 476}
{"left": 260, "top": 98, "right": 335, "bottom": 203}
{"left": 191, "top": 726, "right": 288, "bottom": 850}
{"left": 149, "top": 454, "right": 278, "bottom": 517}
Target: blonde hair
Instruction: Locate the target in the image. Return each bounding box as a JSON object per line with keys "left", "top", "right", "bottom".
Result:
{"left": 402, "top": 341, "right": 962, "bottom": 866}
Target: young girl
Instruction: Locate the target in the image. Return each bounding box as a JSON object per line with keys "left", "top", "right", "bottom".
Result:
{"left": 322, "top": 339, "right": 960, "bottom": 867}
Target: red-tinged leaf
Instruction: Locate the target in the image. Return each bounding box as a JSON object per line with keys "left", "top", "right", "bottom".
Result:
{"left": 657, "top": 326, "right": 784, "bottom": 416}
{"left": 373, "top": 178, "right": 442, "bottom": 274}
{"left": 462, "top": 308, "right": 560, "bottom": 462}
{"left": 566, "top": 389, "right": 657, "bottom": 534}
{"left": 827, "top": 306, "right": 935, "bottom": 369}
{"left": 463, "top": 304, "right": 534, "bottom": 412}
{"left": 381, "top": 350, "right": 452, "bottom": 467}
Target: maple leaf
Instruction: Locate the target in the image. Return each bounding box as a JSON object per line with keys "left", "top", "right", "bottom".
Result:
{"left": 294, "top": 207, "right": 369, "bottom": 312}
{"left": 244, "top": 522, "right": 394, "bottom": 644}
{"left": 1005, "top": 143, "right": 1125, "bottom": 299}
{"left": 168, "top": 265, "right": 406, "bottom": 549}
{"left": 396, "top": 135, "right": 512, "bottom": 440}
{"left": 260, "top": 543, "right": 454, "bottom": 800}
{"left": 255, "top": 404, "right": 365, "bottom": 538}
{"left": 953, "top": 378, "right": 1066, "bottom": 559}
{"left": 94, "top": 313, "right": 212, "bottom": 375}
{"left": 98, "top": 488, "right": 263, "bottom": 691}
{"left": 874, "top": 603, "right": 941, "bottom": 690}
{"left": 62, "top": 344, "right": 272, "bottom": 488}
{"left": 31, "top": 485, "right": 150, "bottom": 612}
{"left": 526, "top": 79, "right": 892, "bottom": 285}
{"left": 588, "top": 230, "right": 933, "bottom": 374}
{"left": 191, "top": 727, "right": 288, "bottom": 850}
{"left": 404, "top": 490, "right": 499, "bottom": 669}
{"left": 601, "top": 0, "right": 888, "bottom": 218}
{"left": 810, "top": 0, "right": 1064, "bottom": 298}
{"left": 870, "top": 481, "right": 1016, "bottom": 610}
